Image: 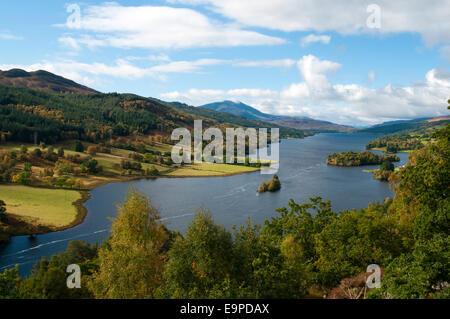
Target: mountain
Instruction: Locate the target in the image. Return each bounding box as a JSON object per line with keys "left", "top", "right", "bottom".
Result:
{"left": 269, "top": 117, "right": 354, "bottom": 133}
{"left": 358, "top": 116, "right": 450, "bottom": 134}
{"left": 200, "top": 100, "right": 283, "bottom": 121}
{"left": 0, "top": 69, "right": 99, "bottom": 94}
{"left": 154, "top": 99, "right": 308, "bottom": 138}
{"left": 199, "top": 100, "right": 354, "bottom": 133}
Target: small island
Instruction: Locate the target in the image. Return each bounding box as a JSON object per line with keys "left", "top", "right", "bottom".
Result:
{"left": 326, "top": 151, "right": 400, "bottom": 167}
{"left": 257, "top": 175, "right": 281, "bottom": 193}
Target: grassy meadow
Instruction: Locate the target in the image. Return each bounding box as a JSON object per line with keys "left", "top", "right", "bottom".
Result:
{"left": 0, "top": 185, "right": 81, "bottom": 227}
{"left": 165, "top": 162, "right": 259, "bottom": 177}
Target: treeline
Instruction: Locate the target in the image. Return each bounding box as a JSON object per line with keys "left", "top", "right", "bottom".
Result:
{"left": 366, "top": 135, "right": 425, "bottom": 152}
{"left": 326, "top": 151, "right": 400, "bottom": 166}
{"left": 0, "top": 105, "right": 81, "bottom": 144}
{"left": 1, "top": 124, "right": 448, "bottom": 299}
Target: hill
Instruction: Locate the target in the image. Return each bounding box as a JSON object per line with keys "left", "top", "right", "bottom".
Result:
{"left": 155, "top": 99, "right": 308, "bottom": 138}
{"left": 358, "top": 116, "right": 450, "bottom": 134}
{"left": 269, "top": 117, "right": 354, "bottom": 133}
{"left": 200, "top": 100, "right": 283, "bottom": 121}
{"left": 0, "top": 69, "right": 99, "bottom": 94}
{"left": 0, "top": 84, "right": 210, "bottom": 144}
{"left": 199, "top": 100, "right": 354, "bottom": 133}
{"left": 364, "top": 115, "right": 450, "bottom": 153}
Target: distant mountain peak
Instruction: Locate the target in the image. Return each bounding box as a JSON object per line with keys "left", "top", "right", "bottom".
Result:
{"left": 199, "top": 100, "right": 354, "bottom": 132}
{"left": 200, "top": 100, "right": 278, "bottom": 121}
{"left": 0, "top": 68, "right": 99, "bottom": 94}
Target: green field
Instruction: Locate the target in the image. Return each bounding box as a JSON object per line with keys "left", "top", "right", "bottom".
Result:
{"left": 165, "top": 162, "right": 259, "bottom": 176}
{"left": 0, "top": 185, "right": 82, "bottom": 227}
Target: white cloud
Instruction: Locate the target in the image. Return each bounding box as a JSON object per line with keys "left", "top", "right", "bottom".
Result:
{"left": 0, "top": 57, "right": 296, "bottom": 87}
{"left": 58, "top": 3, "right": 285, "bottom": 49}
{"left": 232, "top": 59, "right": 296, "bottom": 68}
{"left": 300, "top": 34, "right": 331, "bottom": 47}
{"left": 125, "top": 54, "right": 171, "bottom": 62}
{"left": 0, "top": 59, "right": 228, "bottom": 86}
{"left": 160, "top": 55, "right": 450, "bottom": 125}
{"left": 149, "top": 59, "right": 226, "bottom": 73}
{"left": 59, "top": 36, "right": 81, "bottom": 50}
{"left": 280, "top": 55, "right": 341, "bottom": 99}
{"left": 0, "top": 31, "right": 22, "bottom": 40}
{"left": 227, "top": 88, "right": 278, "bottom": 98}
{"left": 159, "top": 88, "right": 278, "bottom": 103}
{"left": 170, "top": 0, "right": 450, "bottom": 46}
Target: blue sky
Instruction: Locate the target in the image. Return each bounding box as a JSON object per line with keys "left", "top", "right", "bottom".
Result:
{"left": 1, "top": 0, "right": 449, "bottom": 125}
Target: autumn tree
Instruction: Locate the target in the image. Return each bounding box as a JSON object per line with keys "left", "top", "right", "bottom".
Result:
{"left": 161, "top": 210, "right": 236, "bottom": 298}
{"left": 87, "top": 145, "right": 97, "bottom": 156}
{"left": 0, "top": 265, "right": 22, "bottom": 299}
{"left": 88, "top": 189, "right": 168, "bottom": 298}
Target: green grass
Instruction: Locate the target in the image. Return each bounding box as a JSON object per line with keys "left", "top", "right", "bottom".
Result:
{"left": 165, "top": 162, "right": 258, "bottom": 176}
{"left": 0, "top": 185, "right": 81, "bottom": 227}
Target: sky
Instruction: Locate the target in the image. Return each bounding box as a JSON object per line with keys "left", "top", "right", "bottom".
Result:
{"left": 1, "top": 0, "right": 450, "bottom": 126}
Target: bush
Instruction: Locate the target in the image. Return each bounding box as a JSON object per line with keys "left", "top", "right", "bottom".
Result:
{"left": 74, "top": 141, "right": 84, "bottom": 153}
{"left": 81, "top": 158, "right": 100, "bottom": 174}
{"left": 146, "top": 166, "right": 159, "bottom": 176}
{"left": 380, "top": 159, "right": 395, "bottom": 172}
{"left": 87, "top": 146, "right": 98, "bottom": 156}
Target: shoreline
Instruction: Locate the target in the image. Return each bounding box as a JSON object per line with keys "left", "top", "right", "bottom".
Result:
{"left": 0, "top": 165, "right": 262, "bottom": 243}
{"left": 366, "top": 147, "right": 412, "bottom": 153}
{"left": 0, "top": 134, "right": 306, "bottom": 243}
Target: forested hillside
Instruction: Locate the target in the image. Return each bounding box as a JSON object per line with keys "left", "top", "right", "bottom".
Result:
{"left": 358, "top": 117, "right": 449, "bottom": 134}
{"left": 0, "top": 84, "right": 219, "bottom": 144}
{"left": 365, "top": 119, "right": 449, "bottom": 153}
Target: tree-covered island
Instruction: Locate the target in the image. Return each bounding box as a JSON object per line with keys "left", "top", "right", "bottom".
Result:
{"left": 326, "top": 151, "right": 400, "bottom": 167}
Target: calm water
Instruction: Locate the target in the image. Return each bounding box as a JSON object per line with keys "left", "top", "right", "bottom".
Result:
{"left": 0, "top": 133, "right": 408, "bottom": 277}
